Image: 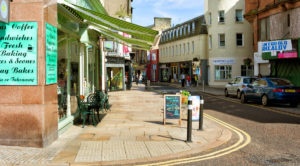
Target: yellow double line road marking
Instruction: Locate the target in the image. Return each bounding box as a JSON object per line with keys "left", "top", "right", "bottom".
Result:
{"left": 140, "top": 113, "right": 251, "bottom": 166}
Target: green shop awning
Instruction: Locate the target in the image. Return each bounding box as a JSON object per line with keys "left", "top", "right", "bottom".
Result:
{"left": 58, "top": 0, "right": 158, "bottom": 50}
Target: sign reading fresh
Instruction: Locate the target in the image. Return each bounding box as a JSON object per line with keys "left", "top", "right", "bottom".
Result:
{"left": 0, "top": 22, "right": 38, "bottom": 85}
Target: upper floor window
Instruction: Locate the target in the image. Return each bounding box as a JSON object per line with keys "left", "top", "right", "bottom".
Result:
{"left": 219, "top": 34, "right": 225, "bottom": 47}
{"left": 259, "top": 17, "right": 270, "bottom": 41}
{"left": 236, "top": 33, "right": 243, "bottom": 46}
{"left": 192, "top": 41, "right": 195, "bottom": 53}
{"left": 208, "top": 35, "right": 212, "bottom": 49}
{"left": 235, "top": 9, "right": 243, "bottom": 22}
{"left": 207, "top": 12, "right": 212, "bottom": 25}
{"left": 218, "top": 10, "right": 225, "bottom": 23}
{"left": 192, "top": 22, "right": 195, "bottom": 32}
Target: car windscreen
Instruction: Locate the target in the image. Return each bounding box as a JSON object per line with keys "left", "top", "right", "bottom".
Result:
{"left": 243, "top": 78, "right": 256, "bottom": 84}
{"left": 270, "top": 78, "right": 293, "bottom": 86}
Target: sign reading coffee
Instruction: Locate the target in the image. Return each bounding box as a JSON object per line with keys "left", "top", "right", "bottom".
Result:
{"left": 0, "top": 22, "right": 37, "bottom": 85}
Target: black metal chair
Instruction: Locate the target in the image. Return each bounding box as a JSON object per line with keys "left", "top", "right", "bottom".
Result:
{"left": 87, "top": 93, "right": 101, "bottom": 121}
{"left": 76, "top": 96, "right": 96, "bottom": 128}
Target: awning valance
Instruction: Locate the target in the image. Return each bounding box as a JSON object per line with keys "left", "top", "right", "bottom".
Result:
{"left": 58, "top": 0, "right": 158, "bottom": 50}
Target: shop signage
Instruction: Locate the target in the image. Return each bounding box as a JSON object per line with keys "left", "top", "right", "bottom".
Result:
{"left": 212, "top": 58, "right": 235, "bottom": 65}
{"left": 163, "top": 94, "right": 181, "bottom": 125}
{"left": 0, "top": 0, "right": 9, "bottom": 23}
{"left": 0, "top": 22, "right": 38, "bottom": 85}
{"left": 258, "top": 39, "right": 292, "bottom": 56}
{"left": 278, "top": 51, "right": 298, "bottom": 59}
{"left": 45, "top": 23, "right": 58, "bottom": 85}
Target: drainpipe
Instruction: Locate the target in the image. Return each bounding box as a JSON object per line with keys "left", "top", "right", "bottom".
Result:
{"left": 99, "top": 36, "right": 106, "bottom": 91}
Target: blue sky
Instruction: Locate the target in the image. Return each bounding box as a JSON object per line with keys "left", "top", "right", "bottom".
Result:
{"left": 132, "top": 0, "right": 205, "bottom": 27}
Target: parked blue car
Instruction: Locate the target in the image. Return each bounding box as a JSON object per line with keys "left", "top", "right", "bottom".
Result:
{"left": 240, "top": 77, "right": 300, "bottom": 107}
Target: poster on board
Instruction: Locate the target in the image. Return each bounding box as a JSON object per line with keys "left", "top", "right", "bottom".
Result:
{"left": 188, "top": 96, "right": 200, "bottom": 121}
{"left": 45, "top": 23, "right": 58, "bottom": 85}
{"left": 164, "top": 94, "right": 181, "bottom": 125}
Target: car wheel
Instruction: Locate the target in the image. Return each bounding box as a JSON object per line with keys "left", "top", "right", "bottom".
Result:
{"left": 241, "top": 93, "right": 247, "bottom": 103}
{"left": 225, "top": 89, "right": 229, "bottom": 97}
{"left": 237, "top": 90, "right": 241, "bottom": 99}
{"left": 261, "top": 95, "right": 268, "bottom": 106}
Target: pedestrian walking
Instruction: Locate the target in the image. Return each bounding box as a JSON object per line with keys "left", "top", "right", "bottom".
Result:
{"left": 186, "top": 74, "right": 191, "bottom": 87}
{"left": 180, "top": 72, "right": 185, "bottom": 87}
{"left": 135, "top": 74, "right": 139, "bottom": 85}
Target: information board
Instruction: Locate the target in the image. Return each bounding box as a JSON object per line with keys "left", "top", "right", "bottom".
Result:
{"left": 164, "top": 94, "right": 181, "bottom": 125}
{"left": 45, "top": 23, "right": 58, "bottom": 85}
{"left": 0, "top": 22, "right": 37, "bottom": 85}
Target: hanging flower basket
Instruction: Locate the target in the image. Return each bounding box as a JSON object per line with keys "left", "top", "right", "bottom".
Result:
{"left": 243, "top": 58, "right": 252, "bottom": 66}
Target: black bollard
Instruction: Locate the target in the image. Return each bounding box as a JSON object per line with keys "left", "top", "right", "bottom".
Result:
{"left": 198, "top": 95, "right": 204, "bottom": 130}
{"left": 187, "top": 98, "right": 193, "bottom": 142}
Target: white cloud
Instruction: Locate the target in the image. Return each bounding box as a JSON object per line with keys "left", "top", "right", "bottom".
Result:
{"left": 132, "top": 0, "right": 204, "bottom": 26}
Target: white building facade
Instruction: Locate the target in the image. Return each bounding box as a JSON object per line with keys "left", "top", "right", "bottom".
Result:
{"left": 204, "top": 0, "right": 254, "bottom": 87}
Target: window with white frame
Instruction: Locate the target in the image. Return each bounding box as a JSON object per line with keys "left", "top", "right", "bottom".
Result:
{"left": 172, "top": 46, "right": 174, "bottom": 56}
{"left": 215, "top": 65, "right": 232, "bottom": 80}
{"left": 235, "top": 9, "right": 243, "bottom": 22}
{"left": 192, "top": 41, "right": 194, "bottom": 53}
{"left": 208, "top": 12, "right": 212, "bottom": 25}
{"left": 187, "top": 42, "right": 190, "bottom": 54}
{"left": 192, "top": 22, "right": 195, "bottom": 32}
{"left": 218, "top": 10, "right": 225, "bottom": 23}
{"left": 259, "top": 17, "right": 270, "bottom": 41}
{"left": 236, "top": 33, "right": 243, "bottom": 46}
{"left": 208, "top": 35, "right": 212, "bottom": 49}
{"left": 179, "top": 44, "right": 182, "bottom": 55}
{"left": 183, "top": 43, "right": 186, "bottom": 55}
{"left": 219, "top": 34, "right": 225, "bottom": 47}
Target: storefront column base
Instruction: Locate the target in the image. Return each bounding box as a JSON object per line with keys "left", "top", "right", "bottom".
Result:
{"left": 58, "top": 116, "right": 74, "bottom": 135}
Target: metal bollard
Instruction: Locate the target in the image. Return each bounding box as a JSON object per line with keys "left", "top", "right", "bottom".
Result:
{"left": 187, "top": 98, "right": 193, "bottom": 142}
{"left": 198, "top": 96, "right": 204, "bottom": 130}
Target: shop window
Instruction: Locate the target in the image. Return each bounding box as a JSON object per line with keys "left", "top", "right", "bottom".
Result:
{"left": 215, "top": 65, "right": 232, "bottom": 80}
{"left": 241, "top": 65, "right": 254, "bottom": 76}
{"left": 107, "top": 67, "right": 124, "bottom": 91}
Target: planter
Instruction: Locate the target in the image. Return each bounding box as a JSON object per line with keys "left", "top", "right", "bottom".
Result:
{"left": 181, "top": 95, "right": 188, "bottom": 105}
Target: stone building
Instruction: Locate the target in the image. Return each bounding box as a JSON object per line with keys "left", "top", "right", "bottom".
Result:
{"left": 204, "top": 0, "right": 254, "bottom": 87}
{"left": 159, "top": 16, "right": 208, "bottom": 84}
